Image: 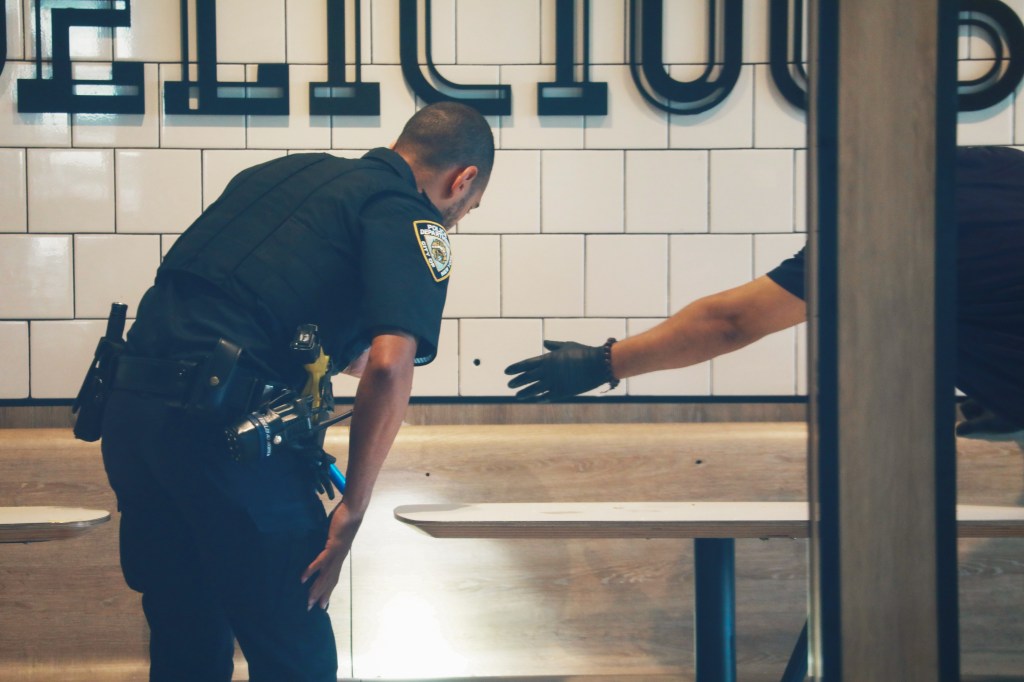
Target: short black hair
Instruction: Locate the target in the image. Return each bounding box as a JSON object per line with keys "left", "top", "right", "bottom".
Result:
{"left": 394, "top": 101, "right": 495, "bottom": 187}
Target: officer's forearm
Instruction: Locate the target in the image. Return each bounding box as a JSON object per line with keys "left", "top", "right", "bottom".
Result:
{"left": 338, "top": 335, "right": 416, "bottom": 519}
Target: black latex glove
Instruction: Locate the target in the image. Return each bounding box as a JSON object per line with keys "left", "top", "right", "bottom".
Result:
{"left": 310, "top": 449, "right": 339, "bottom": 500}
{"left": 504, "top": 340, "right": 612, "bottom": 401}
{"left": 956, "top": 397, "right": 1024, "bottom": 440}
{"left": 289, "top": 436, "right": 339, "bottom": 499}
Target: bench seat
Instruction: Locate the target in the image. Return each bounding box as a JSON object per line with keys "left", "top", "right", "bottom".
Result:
{"left": 395, "top": 501, "right": 1024, "bottom": 540}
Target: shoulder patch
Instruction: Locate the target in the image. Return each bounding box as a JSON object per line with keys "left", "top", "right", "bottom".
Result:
{"left": 414, "top": 220, "right": 453, "bottom": 282}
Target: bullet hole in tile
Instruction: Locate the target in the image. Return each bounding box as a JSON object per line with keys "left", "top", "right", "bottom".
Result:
{"left": 473, "top": 358, "right": 481, "bottom": 366}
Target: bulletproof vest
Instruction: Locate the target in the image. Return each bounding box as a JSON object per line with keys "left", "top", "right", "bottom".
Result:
{"left": 158, "top": 151, "right": 422, "bottom": 362}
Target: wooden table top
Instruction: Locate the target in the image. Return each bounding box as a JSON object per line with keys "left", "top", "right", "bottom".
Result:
{"left": 395, "top": 501, "right": 1024, "bottom": 540}
{"left": 0, "top": 506, "right": 111, "bottom": 544}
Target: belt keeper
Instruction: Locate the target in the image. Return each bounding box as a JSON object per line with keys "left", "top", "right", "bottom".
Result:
{"left": 602, "top": 337, "right": 619, "bottom": 390}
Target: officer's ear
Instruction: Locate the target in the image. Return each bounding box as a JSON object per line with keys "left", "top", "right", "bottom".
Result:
{"left": 448, "top": 165, "right": 479, "bottom": 198}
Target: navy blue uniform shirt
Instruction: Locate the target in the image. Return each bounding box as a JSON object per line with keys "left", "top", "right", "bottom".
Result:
{"left": 128, "top": 148, "right": 451, "bottom": 386}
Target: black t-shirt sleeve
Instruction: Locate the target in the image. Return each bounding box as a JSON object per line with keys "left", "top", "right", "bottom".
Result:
{"left": 358, "top": 193, "right": 450, "bottom": 365}
{"left": 766, "top": 246, "right": 807, "bottom": 300}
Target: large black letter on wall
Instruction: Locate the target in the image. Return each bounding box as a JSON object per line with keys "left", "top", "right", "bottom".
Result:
{"left": 629, "top": 0, "right": 742, "bottom": 115}
{"left": 309, "top": 0, "right": 379, "bottom": 115}
{"left": 164, "top": 0, "right": 288, "bottom": 115}
{"left": 768, "top": 0, "right": 807, "bottom": 110}
{"left": 399, "top": 0, "right": 510, "bottom": 116}
{"left": 18, "top": 0, "right": 144, "bottom": 114}
{"left": 959, "top": 0, "right": 1024, "bottom": 111}
{"left": 538, "top": 0, "right": 607, "bottom": 116}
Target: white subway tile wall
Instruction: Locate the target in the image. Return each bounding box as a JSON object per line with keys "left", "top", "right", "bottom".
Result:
{"left": 72, "top": 63, "right": 161, "bottom": 149}
{"left": 0, "top": 322, "right": 29, "bottom": 398}
{"left": 2, "top": 0, "right": 1012, "bottom": 400}
{"left": 459, "top": 318, "right": 542, "bottom": 396}
{"left": 113, "top": 0, "right": 181, "bottom": 63}
{"left": 115, "top": 149, "right": 203, "bottom": 234}
{"left": 502, "top": 234, "right": 585, "bottom": 318}
{"left": 445, "top": 234, "right": 501, "bottom": 318}
{"left": 5, "top": 0, "right": 23, "bottom": 62}
{"left": 541, "top": 150, "right": 623, "bottom": 233}
{"left": 29, "top": 320, "right": 109, "bottom": 399}
{"left": 457, "top": 149, "right": 540, "bottom": 234}
{"left": 73, "top": 234, "right": 160, "bottom": 319}
{"left": 0, "top": 148, "right": 27, "bottom": 231}
{"left": 0, "top": 62, "right": 70, "bottom": 148}
{"left": 28, "top": 148, "right": 115, "bottom": 232}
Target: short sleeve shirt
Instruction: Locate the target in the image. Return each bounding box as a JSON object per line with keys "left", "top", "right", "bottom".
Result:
{"left": 129, "top": 149, "right": 451, "bottom": 383}
{"left": 355, "top": 164, "right": 452, "bottom": 366}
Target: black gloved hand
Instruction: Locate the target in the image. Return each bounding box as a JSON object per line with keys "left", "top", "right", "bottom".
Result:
{"left": 956, "top": 397, "right": 1024, "bottom": 440}
{"left": 504, "top": 339, "right": 614, "bottom": 401}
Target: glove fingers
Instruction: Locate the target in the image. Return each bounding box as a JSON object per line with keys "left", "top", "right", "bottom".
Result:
{"left": 542, "top": 340, "right": 566, "bottom": 352}
{"left": 514, "top": 382, "right": 549, "bottom": 401}
{"left": 504, "top": 356, "right": 543, "bottom": 375}
{"left": 506, "top": 368, "right": 542, "bottom": 389}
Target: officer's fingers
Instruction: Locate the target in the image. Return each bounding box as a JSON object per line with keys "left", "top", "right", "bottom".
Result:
{"left": 305, "top": 553, "right": 343, "bottom": 610}
{"left": 312, "top": 574, "right": 337, "bottom": 611}
{"left": 301, "top": 550, "right": 327, "bottom": 586}
{"left": 542, "top": 340, "right": 566, "bottom": 352}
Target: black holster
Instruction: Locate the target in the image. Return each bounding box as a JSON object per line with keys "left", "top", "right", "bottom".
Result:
{"left": 72, "top": 303, "right": 128, "bottom": 442}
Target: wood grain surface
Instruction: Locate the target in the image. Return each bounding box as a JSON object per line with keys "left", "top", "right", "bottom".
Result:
{"left": 0, "top": 424, "right": 1020, "bottom": 680}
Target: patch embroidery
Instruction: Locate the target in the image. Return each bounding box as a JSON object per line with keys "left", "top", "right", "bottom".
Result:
{"left": 414, "top": 220, "right": 452, "bottom": 282}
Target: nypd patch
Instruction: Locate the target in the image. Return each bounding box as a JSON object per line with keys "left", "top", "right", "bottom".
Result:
{"left": 414, "top": 220, "right": 453, "bottom": 282}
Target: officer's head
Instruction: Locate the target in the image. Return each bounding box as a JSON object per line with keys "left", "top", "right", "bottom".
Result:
{"left": 394, "top": 101, "right": 494, "bottom": 228}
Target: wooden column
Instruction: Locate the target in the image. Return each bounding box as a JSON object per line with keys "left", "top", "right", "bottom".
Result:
{"left": 807, "top": 1, "right": 959, "bottom": 680}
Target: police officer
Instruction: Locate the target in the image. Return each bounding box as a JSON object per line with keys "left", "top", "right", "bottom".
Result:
{"left": 505, "top": 146, "right": 1024, "bottom": 438}
{"left": 99, "top": 102, "right": 493, "bottom": 681}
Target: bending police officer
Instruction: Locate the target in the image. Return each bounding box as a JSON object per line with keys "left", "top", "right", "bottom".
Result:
{"left": 99, "top": 102, "right": 493, "bottom": 682}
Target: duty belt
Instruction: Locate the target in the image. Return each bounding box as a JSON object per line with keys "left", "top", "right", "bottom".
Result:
{"left": 112, "top": 345, "right": 281, "bottom": 419}
{"left": 112, "top": 355, "right": 199, "bottom": 402}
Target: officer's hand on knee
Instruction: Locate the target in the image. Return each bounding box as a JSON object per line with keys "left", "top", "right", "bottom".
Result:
{"left": 301, "top": 503, "right": 363, "bottom": 611}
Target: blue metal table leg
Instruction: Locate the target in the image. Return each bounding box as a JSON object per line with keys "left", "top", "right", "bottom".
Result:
{"left": 694, "top": 538, "right": 736, "bottom": 682}
{"left": 780, "top": 620, "right": 808, "bottom": 682}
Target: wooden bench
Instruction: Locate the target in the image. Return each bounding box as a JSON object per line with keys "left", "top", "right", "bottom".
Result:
{"left": 396, "top": 501, "right": 1024, "bottom": 682}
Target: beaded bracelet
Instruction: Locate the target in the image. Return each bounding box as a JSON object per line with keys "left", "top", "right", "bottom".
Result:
{"left": 602, "top": 337, "right": 620, "bottom": 390}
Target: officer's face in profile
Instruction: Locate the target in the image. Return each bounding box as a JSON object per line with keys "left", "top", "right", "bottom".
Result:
{"left": 439, "top": 188, "right": 483, "bottom": 229}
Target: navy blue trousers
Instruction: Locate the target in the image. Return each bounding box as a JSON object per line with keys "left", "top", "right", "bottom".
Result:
{"left": 101, "top": 390, "right": 337, "bottom": 682}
